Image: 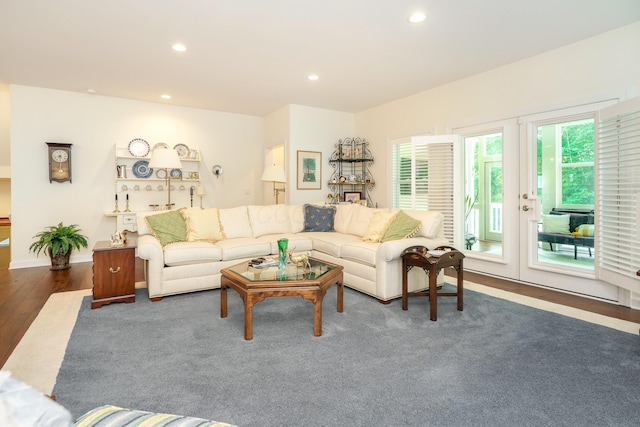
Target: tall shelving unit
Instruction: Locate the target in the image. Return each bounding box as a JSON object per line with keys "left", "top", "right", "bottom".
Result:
{"left": 106, "top": 145, "right": 201, "bottom": 232}
{"left": 328, "top": 137, "right": 375, "bottom": 207}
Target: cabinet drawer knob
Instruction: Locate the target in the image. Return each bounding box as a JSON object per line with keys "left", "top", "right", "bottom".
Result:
{"left": 109, "top": 266, "right": 121, "bottom": 274}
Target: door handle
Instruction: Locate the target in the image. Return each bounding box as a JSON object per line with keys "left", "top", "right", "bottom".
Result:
{"left": 109, "top": 267, "right": 121, "bottom": 274}
{"left": 522, "top": 205, "right": 530, "bottom": 212}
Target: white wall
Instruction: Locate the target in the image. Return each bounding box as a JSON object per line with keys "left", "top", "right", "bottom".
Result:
{"left": 0, "top": 84, "right": 10, "bottom": 217}
{"left": 355, "top": 22, "right": 640, "bottom": 207}
{"left": 288, "top": 105, "right": 354, "bottom": 206}
{"left": 9, "top": 86, "right": 263, "bottom": 267}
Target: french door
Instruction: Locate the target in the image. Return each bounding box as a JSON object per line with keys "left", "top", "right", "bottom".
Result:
{"left": 455, "top": 101, "right": 621, "bottom": 301}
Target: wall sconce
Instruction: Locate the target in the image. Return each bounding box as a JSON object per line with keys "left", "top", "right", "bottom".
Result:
{"left": 212, "top": 165, "right": 223, "bottom": 178}
{"left": 261, "top": 164, "right": 286, "bottom": 204}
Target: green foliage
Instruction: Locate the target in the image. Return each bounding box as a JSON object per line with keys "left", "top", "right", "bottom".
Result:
{"left": 29, "top": 222, "right": 88, "bottom": 257}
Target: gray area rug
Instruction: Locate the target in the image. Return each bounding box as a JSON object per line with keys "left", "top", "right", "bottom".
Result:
{"left": 53, "top": 284, "right": 640, "bottom": 426}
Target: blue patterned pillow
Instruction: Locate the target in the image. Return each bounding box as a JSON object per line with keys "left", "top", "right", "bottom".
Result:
{"left": 303, "top": 204, "right": 336, "bottom": 232}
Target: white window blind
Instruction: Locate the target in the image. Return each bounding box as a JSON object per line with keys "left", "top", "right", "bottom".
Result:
{"left": 597, "top": 97, "right": 640, "bottom": 292}
{"left": 391, "top": 136, "right": 455, "bottom": 243}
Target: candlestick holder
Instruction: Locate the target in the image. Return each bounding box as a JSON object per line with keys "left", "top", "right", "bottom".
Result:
{"left": 113, "top": 200, "right": 120, "bottom": 213}
{"left": 124, "top": 199, "right": 131, "bottom": 212}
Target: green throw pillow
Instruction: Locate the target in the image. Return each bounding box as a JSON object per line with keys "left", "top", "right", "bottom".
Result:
{"left": 381, "top": 210, "right": 422, "bottom": 242}
{"left": 145, "top": 210, "right": 187, "bottom": 246}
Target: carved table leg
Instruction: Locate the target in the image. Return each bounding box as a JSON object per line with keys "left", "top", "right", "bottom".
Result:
{"left": 220, "top": 280, "right": 228, "bottom": 319}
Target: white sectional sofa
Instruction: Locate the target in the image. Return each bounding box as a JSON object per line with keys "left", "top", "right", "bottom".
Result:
{"left": 136, "top": 203, "right": 448, "bottom": 302}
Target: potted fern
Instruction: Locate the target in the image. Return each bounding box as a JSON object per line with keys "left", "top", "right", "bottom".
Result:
{"left": 29, "top": 222, "right": 88, "bottom": 270}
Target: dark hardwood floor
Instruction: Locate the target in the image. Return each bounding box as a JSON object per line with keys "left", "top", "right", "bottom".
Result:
{"left": 1, "top": 260, "right": 639, "bottom": 367}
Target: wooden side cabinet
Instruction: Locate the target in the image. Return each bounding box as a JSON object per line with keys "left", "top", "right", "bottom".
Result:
{"left": 91, "top": 240, "right": 136, "bottom": 309}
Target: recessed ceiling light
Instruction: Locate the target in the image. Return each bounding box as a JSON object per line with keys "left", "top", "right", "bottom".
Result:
{"left": 161, "top": 94, "right": 171, "bottom": 100}
{"left": 408, "top": 12, "right": 426, "bottom": 24}
{"left": 172, "top": 43, "right": 187, "bottom": 52}
{"left": 308, "top": 74, "right": 319, "bottom": 81}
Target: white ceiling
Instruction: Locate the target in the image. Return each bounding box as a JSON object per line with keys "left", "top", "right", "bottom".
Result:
{"left": 1, "top": 0, "right": 639, "bottom": 117}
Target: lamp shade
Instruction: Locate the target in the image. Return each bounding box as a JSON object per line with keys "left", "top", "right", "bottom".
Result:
{"left": 261, "top": 164, "right": 286, "bottom": 183}
{"left": 148, "top": 147, "right": 182, "bottom": 169}
{"left": 196, "top": 185, "right": 205, "bottom": 196}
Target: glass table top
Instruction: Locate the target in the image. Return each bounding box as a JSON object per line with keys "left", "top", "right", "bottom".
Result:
{"left": 228, "top": 258, "right": 337, "bottom": 282}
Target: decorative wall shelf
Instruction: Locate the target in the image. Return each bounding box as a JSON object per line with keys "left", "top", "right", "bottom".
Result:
{"left": 328, "top": 137, "right": 375, "bottom": 206}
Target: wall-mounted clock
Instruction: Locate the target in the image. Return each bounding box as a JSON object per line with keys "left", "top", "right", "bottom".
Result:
{"left": 46, "top": 142, "right": 73, "bottom": 183}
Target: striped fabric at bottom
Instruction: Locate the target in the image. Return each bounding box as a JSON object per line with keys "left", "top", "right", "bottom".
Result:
{"left": 73, "top": 405, "right": 236, "bottom": 427}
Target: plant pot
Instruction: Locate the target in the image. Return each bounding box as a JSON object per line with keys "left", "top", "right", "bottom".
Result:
{"left": 48, "top": 248, "right": 72, "bottom": 270}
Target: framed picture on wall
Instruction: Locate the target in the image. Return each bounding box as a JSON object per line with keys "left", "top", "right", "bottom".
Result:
{"left": 297, "top": 150, "right": 322, "bottom": 190}
{"left": 344, "top": 191, "right": 362, "bottom": 203}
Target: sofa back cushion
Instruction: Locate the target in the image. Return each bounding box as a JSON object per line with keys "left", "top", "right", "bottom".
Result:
{"left": 247, "top": 205, "right": 293, "bottom": 237}
{"left": 289, "top": 205, "right": 305, "bottom": 233}
{"left": 218, "top": 206, "right": 253, "bottom": 238}
{"left": 180, "top": 208, "right": 224, "bottom": 242}
{"left": 401, "top": 209, "right": 444, "bottom": 239}
{"left": 346, "top": 204, "right": 386, "bottom": 237}
{"left": 333, "top": 204, "right": 355, "bottom": 234}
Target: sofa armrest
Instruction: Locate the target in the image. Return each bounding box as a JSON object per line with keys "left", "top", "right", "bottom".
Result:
{"left": 137, "top": 234, "right": 164, "bottom": 297}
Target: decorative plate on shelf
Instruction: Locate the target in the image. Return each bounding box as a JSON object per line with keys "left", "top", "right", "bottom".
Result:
{"left": 156, "top": 169, "right": 167, "bottom": 179}
{"left": 132, "top": 160, "right": 153, "bottom": 178}
{"left": 128, "top": 138, "right": 150, "bottom": 157}
{"left": 173, "top": 143, "right": 190, "bottom": 159}
{"left": 170, "top": 168, "right": 182, "bottom": 179}
{"left": 153, "top": 142, "right": 170, "bottom": 150}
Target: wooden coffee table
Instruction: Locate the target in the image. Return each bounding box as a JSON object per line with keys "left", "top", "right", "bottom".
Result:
{"left": 220, "top": 257, "right": 344, "bottom": 340}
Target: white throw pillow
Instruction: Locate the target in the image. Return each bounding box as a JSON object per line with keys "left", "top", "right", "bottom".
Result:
{"left": 541, "top": 214, "right": 571, "bottom": 234}
{"left": 181, "top": 208, "right": 224, "bottom": 242}
{"left": 218, "top": 206, "right": 253, "bottom": 238}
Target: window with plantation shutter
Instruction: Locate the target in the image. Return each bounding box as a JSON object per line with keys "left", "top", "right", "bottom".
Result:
{"left": 597, "top": 97, "right": 640, "bottom": 297}
{"left": 391, "top": 135, "right": 457, "bottom": 243}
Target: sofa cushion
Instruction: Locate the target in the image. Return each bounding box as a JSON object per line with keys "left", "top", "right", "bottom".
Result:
{"left": 382, "top": 210, "right": 422, "bottom": 242}
{"left": 181, "top": 207, "right": 224, "bottom": 242}
{"left": 144, "top": 210, "right": 187, "bottom": 246}
{"left": 219, "top": 206, "right": 253, "bottom": 238}
{"left": 247, "top": 205, "right": 292, "bottom": 237}
{"left": 163, "top": 241, "right": 222, "bottom": 266}
{"left": 402, "top": 210, "right": 444, "bottom": 239}
{"left": 256, "top": 234, "right": 314, "bottom": 254}
{"left": 215, "top": 238, "right": 271, "bottom": 261}
{"left": 542, "top": 214, "right": 571, "bottom": 234}
{"left": 289, "top": 205, "right": 305, "bottom": 233}
{"left": 346, "top": 204, "right": 385, "bottom": 237}
{"left": 340, "top": 241, "right": 379, "bottom": 266}
{"left": 362, "top": 211, "right": 397, "bottom": 242}
{"left": 308, "top": 232, "right": 361, "bottom": 258}
{"left": 302, "top": 204, "right": 336, "bottom": 232}
{"left": 333, "top": 204, "right": 355, "bottom": 234}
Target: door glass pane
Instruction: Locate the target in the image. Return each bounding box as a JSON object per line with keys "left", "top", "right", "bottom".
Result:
{"left": 536, "top": 119, "right": 594, "bottom": 270}
{"left": 464, "top": 132, "right": 502, "bottom": 255}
